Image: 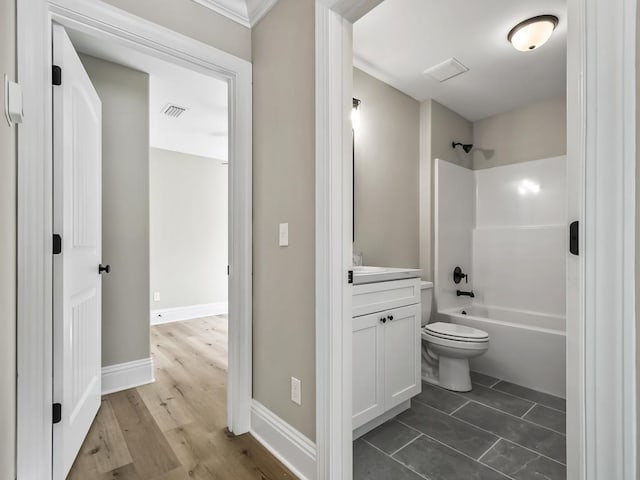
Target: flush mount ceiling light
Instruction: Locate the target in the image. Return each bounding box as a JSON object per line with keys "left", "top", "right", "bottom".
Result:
{"left": 508, "top": 15, "right": 559, "bottom": 52}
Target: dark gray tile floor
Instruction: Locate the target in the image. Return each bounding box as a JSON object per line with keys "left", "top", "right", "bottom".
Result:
{"left": 354, "top": 373, "right": 566, "bottom": 480}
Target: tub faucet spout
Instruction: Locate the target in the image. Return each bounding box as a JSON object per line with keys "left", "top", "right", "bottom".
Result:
{"left": 456, "top": 290, "right": 475, "bottom": 298}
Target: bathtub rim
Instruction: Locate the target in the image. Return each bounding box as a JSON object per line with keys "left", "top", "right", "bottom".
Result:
{"left": 439, "top": 304, "right": 566, "bottom": 336}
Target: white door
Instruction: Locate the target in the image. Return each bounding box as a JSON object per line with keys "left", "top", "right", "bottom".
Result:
{"left": 384, "top": 304, "right": 421, "bottom": 410}
{"left": 52, "top": 24, "right": 103, "bottom": 479}
{"left": 352, "top": 312, "right": 385, "bottom": 430}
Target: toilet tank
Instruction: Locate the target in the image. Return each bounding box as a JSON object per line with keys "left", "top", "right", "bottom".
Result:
{"left": 420, "top": 281, "right": 434, "bottom": 326}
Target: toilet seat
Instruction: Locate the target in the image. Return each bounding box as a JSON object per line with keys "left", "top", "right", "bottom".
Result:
{"left": 423, "top": 322, "right": 489, "bottom": 343}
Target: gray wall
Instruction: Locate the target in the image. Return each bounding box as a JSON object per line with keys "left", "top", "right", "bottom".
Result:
{"left": 0, "top": 0, "right": 16, "bottom": 477}
{"left": 150, "top": 148, "right": 228, "bottom": 311}
{"left": 419, "top": 100, "right": 473, "bottom": 282}
{"left": 81, "top": 55, "right": 151, "bottom": 367}
{"left": 472, "top": 95, "right": 567, "bottom": 169}
{"left": 102, "top": 0, "right": 251, "bottom": 62}
{"left": 353, "top": 67, "right": 420, "bottom": 268}
{"left": 417, "top": 96, "right": 566, "bottom": 282}
{"left": 252, "top": 0, "right": 316, "bottom": 440}
{"left": 430, "top": 100, "right": 474, "bottom": 169}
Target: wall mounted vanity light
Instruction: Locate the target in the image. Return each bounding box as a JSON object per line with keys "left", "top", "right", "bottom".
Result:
{"left": 508, "top": 15, "right": 559, "bottom": 52}
{"left": 352, "top": 97, "right": 361, "bottom": 130}
{"left": 352, "top": 98, "right": 361, "bottom": 242}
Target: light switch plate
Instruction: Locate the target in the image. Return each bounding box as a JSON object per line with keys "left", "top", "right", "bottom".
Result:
{"left": 279, "top": 223, "right": 289, "bottom": 247}
{"left": 153, "top": 292, "right": 160, "bottom": 302}
{"left": 291, "top": 377, "right": 301, "bottom": 405}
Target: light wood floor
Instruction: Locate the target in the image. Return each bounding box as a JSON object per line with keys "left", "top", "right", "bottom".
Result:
{"left": 68, "top": 316, "right": 297, "bottom": 480}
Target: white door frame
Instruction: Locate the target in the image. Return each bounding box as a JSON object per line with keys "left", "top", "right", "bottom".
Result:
{"left": 566, "top": 0, "right": 637, "bottom": 477}
{"left": 315, "top": 1, "right": 637, "bottom": 479}
{"left": 315, "top": 4, "right": 354, "bottom": 479}
{"left": 16, "top": 1, "right": 253, "bottom": 478}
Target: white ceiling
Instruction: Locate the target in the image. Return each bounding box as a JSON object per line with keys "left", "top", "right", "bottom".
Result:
{"left": 149, "top": 71, "right": 228, "bottom": 161}
{"left": 68, "top": 29, "right": 229, "bottom": 161}
{"left": 353, "top": 0, "right": 567, "bottom": 121}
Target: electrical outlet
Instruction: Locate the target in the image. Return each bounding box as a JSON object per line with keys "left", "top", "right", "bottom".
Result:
{"left": 291, "top": 377, "right": 301, "bottom": 405}
{"left": 153, "top": 292, "right": 160, "bottom": 302}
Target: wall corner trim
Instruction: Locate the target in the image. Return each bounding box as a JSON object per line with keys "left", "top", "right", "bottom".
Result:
{"left": 150, "top": 302, "right": 229, "bottom": 325}
{"left": 250, "top": 400, "right": 317, "bottom": 480}
{"left": 101, "top": 357, "right": 155, "bottom": 395}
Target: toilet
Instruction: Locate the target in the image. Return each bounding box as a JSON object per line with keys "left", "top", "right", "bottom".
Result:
{"left": 419, "top": 281, "right": 489, "bottom": 392}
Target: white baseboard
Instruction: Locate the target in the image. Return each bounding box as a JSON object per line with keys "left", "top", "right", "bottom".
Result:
{"left": 150, "top": 301, "right": 228, "bottom": 325}
{"left": 250, "top": 400, "right": 317, "bottom": 480}
{"left": 102, "top": 357, "right": 155, "bottom": 395}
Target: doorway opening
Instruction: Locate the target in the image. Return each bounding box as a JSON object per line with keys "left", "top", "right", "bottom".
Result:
{"left": 16, "top": 3, "right": 253, "bottom": 478}
{"left": 350, "top": 2, "right": 568, "bottom": 478}
{"left": 314, "top": 0, "right": 636, "bottom": 478}
{"left": 54, "top": 28, "right": 240, "bottom": 478}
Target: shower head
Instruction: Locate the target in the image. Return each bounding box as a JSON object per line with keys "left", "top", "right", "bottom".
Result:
{"left": 452, "top": 142, "right": 473, "bottom": 154}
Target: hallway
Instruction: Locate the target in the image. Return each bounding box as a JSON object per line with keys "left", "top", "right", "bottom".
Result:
{"left": 68, "top": 316, "right": 295, "bottom": 479}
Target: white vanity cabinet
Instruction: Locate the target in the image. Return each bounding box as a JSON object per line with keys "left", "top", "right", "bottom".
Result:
{"left": 383, "top": 304, "right": 422, "bottom": 406}
{"left": 352, "top": 278, "right": 422, "bottom": 434}
{"left": 353, "top": 311, "right": 385, "bottom": 428}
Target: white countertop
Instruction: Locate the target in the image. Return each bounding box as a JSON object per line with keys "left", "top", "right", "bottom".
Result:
{"left": 353, "top": 267, "right": 422, "bottom": 285}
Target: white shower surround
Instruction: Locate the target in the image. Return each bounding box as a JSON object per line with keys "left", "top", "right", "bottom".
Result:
{"left": 434, "top": 157, "right": 567, "bottom": 397}
{"left": 433, "top": 160, "right": 475, "bottom": 313}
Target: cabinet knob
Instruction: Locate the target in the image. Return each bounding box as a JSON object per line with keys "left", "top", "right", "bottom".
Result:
{"left": 387, "top": 315, "right": 394, "bottom": 321}
{"left": 380, "top": 317, "right": 387, "bottom": 324}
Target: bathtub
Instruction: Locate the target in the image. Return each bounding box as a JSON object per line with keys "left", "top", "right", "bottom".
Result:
{"left": 438, "top": 304, "right": 566, "bottom": 398}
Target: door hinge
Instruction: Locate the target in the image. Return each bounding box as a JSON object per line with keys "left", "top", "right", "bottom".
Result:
{"left": 569, "top": 221, "right": 579, "bottom": 255}
{"left": 52, "top": 403, "right": 62, "bottom": 424}
{"left": 52, "top": 65, "right": 62, "bottom": 86}
{"left": 348, "top": 270, "right": 353, "bottom": 284}
{"left": 53, "top": 234, "right": 62, "bottom": 255}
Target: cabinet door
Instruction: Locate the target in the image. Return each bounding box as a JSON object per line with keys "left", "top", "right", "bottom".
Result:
{"left": 384, "top": 304, "right": 422, "bottom": 409}
{"left": 352, "top": 312, "right": 386, "bottom": 430}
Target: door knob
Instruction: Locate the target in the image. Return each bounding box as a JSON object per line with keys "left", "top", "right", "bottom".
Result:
{"left": 98, "top": 264, "right": 111, "bottom": 274}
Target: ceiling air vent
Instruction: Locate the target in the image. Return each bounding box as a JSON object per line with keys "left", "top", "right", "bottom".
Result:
{"left": 161, "top": 103, "right": 187, "bottom": 118}
{"left": 424, "top": 58, "right": 469, "bottom": 83}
